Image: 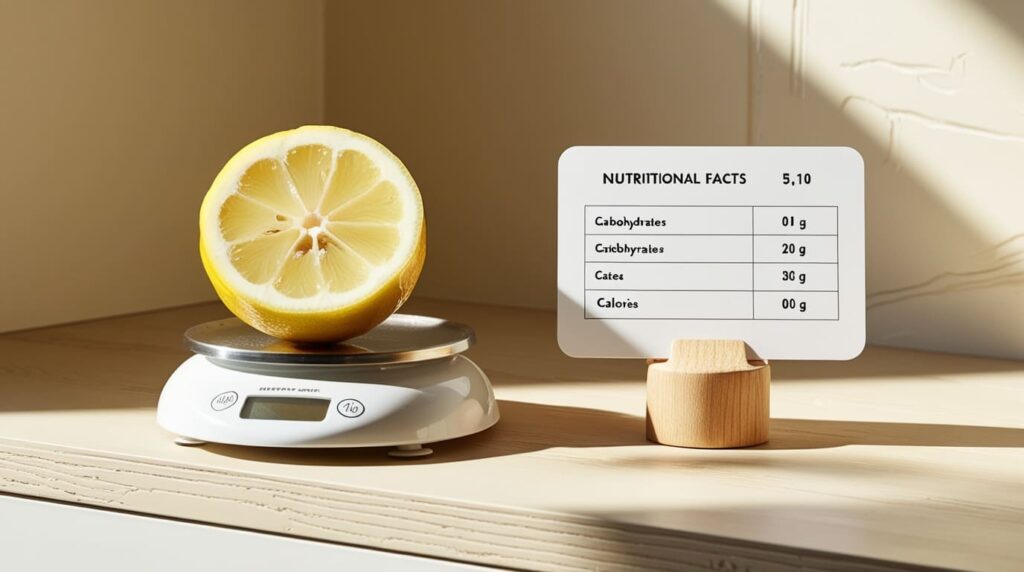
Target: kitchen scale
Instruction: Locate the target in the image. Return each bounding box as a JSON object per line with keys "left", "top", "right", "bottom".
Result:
{"left": 157, "top": 314, "right": 499, "bottom": 458}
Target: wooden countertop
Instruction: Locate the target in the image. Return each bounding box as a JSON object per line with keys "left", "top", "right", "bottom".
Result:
{"left": 1, "top": 298, "right": 1022, "bottom": 571}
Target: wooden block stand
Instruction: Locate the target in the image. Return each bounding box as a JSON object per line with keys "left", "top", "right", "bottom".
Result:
{"left": 646, "top": 339, "right": 770, "bottom": 448}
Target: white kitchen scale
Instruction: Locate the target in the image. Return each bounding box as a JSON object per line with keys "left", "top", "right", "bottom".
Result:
{"left": 157, "top": 314, "right": 499, "bottom": 458}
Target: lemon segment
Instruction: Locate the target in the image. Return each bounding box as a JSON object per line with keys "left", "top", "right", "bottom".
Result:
{"left": 286, "top": 144, "right": 334, "bottom": 211}
{"left": 229, "top": 228, "right": 301, "bottom": 284}
{"left": 199, "top": 126, "right": 425, "bottom": 342}
{"left": 236, "top": 159, "right": 305, "bottom": 217}
{"left": 320, "top": 150, "right": 381, "bottom": 213}
{"left": 328, "top": 181, "right": 404, "bottom": 224}
{"left": 325, "top": 222, "right": 401, "bottom": 265}
{"left": 320, "top": 239, "right": 373, "bottom": 292}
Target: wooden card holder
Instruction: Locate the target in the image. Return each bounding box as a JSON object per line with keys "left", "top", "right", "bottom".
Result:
{"left": 646, "top": 339, "right": 770, "bottom": 448}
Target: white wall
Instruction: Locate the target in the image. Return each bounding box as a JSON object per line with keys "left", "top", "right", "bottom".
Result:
{"left": 735, "top": 0, "right": 1024, "bottom": 358}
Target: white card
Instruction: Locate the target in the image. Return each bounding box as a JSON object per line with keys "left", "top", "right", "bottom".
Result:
{"left": 557, "top": 146, "right": 864, "bottom": 360}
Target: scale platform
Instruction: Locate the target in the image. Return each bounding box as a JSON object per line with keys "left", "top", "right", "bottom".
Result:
{"left": 156, "top": 314, "right": 499, "bottom": 458}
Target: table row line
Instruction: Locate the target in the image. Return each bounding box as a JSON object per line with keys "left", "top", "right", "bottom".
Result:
{"left": 586, "top": 205, "right": 838, "bottom": 235}
{"left": 587, "top": 235, "right": 838, "bottom": 263}
{"left": 585, "top": 262, "right": 838, "bottom": 291}
{"left": 584, "top": 291, "right": 839, "bottom": 320}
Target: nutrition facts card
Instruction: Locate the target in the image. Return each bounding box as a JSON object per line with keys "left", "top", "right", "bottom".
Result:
{"left": 557, "top": 146, "right": 864, "bottom": 360}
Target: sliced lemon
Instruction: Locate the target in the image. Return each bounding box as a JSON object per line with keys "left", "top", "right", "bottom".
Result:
{"left": 199, "top": 126, "right": 425, "bottom": 342}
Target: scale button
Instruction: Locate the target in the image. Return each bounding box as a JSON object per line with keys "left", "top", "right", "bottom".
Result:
{"left": 337, "top": 399, "right": 365, "bottom": 418}
{"left": 210, "top": 391, "right": 239, "bottom": 411}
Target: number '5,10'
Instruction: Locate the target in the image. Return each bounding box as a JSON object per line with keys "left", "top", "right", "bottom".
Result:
{"left": 782, "top": 173, "right": 812, "bottom": 186}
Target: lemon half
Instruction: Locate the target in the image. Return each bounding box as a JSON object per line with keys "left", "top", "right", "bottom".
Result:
{"left": 200, "top": 126, "right": 425, "bottom": 342}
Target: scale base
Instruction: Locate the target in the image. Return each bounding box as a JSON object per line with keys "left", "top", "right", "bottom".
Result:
{"left": 158, "top": 354, "right": 499, "bottom": 451}
{"left": 157, "top": 315, "right": 498, "bottom": 454}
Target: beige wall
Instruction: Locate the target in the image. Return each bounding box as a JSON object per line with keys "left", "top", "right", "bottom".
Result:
{"left": 5, "top": 1, "right": 1022, "bottom": 359}
{"left": 0, "top": 0, "right": 323, "bottom": 332}
{"left": 324, "top": 0, "right": 749, "bottom": 310}
{"left": 326, "top": 0, "right": 1024, "bottom": 359}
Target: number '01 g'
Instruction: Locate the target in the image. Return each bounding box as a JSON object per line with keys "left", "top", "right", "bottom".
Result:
{"left": 781, "top": 215, "right": 807, "bottom": 230}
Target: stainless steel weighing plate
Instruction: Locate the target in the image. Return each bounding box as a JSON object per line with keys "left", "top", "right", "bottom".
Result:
{"left": 185, "top": 314, "right": 475, "bottom": 366}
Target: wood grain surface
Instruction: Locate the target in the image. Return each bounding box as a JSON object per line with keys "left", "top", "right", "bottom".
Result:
{"left": 646, "top": 340, "right": 770, "bottom": 448}
{"left": 1, "top": 299, "right": 1022, "bottom": 571}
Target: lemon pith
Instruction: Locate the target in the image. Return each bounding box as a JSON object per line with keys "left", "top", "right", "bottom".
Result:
{"left": 199, "top": 126, "right": 425, "bottom": 343}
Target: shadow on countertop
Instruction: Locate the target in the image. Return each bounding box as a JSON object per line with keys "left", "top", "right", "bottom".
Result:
{"left": 197, "top": 399, "right": 1024, "bottom": 467}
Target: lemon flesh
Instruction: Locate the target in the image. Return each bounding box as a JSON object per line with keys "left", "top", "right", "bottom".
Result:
{"left": 200, "top": 126, "right": 425, "bottom": 342}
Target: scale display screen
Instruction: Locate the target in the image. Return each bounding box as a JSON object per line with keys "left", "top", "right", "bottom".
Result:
{"left": 239, "top": 396, "right": 330, "bottom": 421}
